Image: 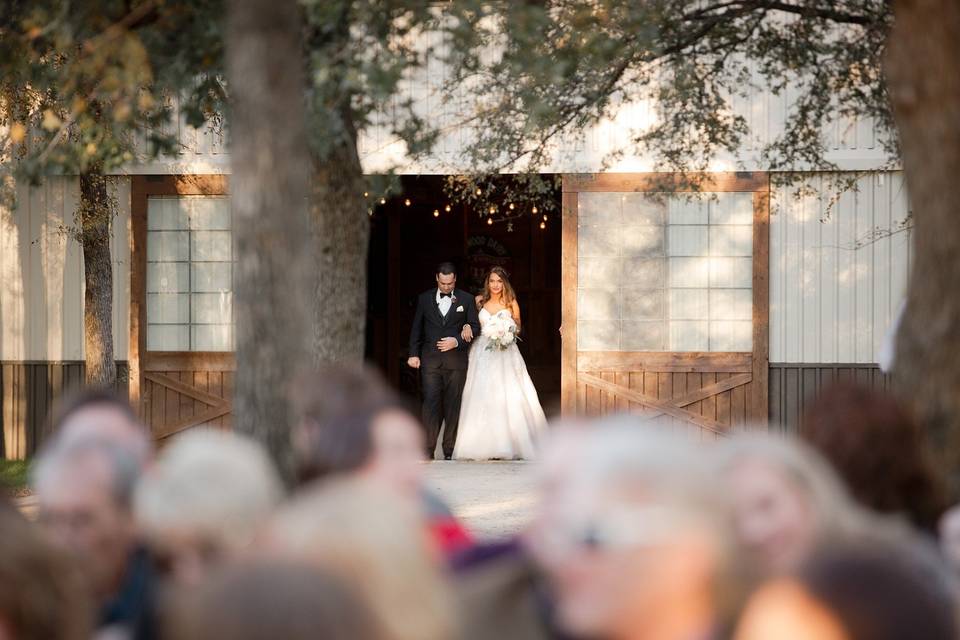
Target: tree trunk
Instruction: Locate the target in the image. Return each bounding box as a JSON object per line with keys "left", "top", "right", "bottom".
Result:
{"left": 78, "top": 169, "right": 116, "bottom": 389}
{"left": 226, "top": 0, "right": 312, "bottom": 480}
{"left": 310, "top": 111, "right": 368, "bottom": 364}
{"left": 887, "top": 0, "right": 960, "bottom": 485}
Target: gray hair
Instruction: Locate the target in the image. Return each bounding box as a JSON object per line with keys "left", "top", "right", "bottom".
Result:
{"left": 32, "top": 437, "right": 143, "bottom": 509}
{"left": 134, "top": 430, "right": 283, "bottom": 551}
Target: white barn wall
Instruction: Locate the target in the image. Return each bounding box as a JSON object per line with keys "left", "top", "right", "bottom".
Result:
{"left": 0, "top": 176, "right": 130, "bottom": 361}
{"left": 770, "top": 171, "right": 911, "bottom": 364}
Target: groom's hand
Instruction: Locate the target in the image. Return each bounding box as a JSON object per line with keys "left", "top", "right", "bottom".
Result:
{"left": 407, "top": 357, "right": 420, "bottom": 369}
{"left": 461, "top": 324, "right": 474, "bottom": 343}
{"left": 437, "top": 337, "right": 458, "bottom": 352}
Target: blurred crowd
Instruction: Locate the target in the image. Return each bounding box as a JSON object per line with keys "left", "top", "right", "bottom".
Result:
{"left": 2, "top": 367, "right": 959, "bottom": 640}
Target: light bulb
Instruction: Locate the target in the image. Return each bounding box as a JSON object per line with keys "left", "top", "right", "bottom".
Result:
{"left": 363, "top": 191, "right": 369, "bottom": 198}
{"left": 380, "top": 198, "right": 386, "bottom": 205}
{"left": 433, "top": 209, "right": 439, "bottom": 217}
{"left": 487, "top": 217, "right": 493, "bottom": 225}
{"left": 543, "top": 214, "right": 548, "bottom": 221}
{"left": 476, "top": 188, "right": 482, "bottom": 196}
{"left": 488, "top": 206, "right": 496, "bottom": 214}
{"left": 509, "top": 203, "right": 515, "bottom": 210}
{"left": 540, "top": 221, "right": 546, "bottom": 229}
{"left": 404, "top": 198, "right": 411, "bottom": 206}
{"left": 532, "top": 205, "right": 538, "bottom": 214}
{"left": 445, "top": 204, "right": 451, "bottom": 212}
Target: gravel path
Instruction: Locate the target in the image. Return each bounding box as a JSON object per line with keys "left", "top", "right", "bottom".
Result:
{"left": 422, "top": 461, "right": 538, "bottom": 540}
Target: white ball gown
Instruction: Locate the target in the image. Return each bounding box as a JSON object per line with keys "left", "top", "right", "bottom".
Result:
{"left": 453, "top": 308, "right": 548, "bottom": 460}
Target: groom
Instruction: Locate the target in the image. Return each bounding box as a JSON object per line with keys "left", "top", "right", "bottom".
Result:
{"left": 408, "top": 262, "right": 481, "bottom": 460}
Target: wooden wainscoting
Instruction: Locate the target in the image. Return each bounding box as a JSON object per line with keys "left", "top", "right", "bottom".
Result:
{"left": 139, "top": 353, "right": 234, "bottom": 441}
{"left": 1, "top": 361, "right": 129, "bottom": 460}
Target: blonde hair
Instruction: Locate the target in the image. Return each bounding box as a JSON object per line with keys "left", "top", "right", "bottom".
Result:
{"left": 263, "top": 478, "right": 454, "bottom": 640}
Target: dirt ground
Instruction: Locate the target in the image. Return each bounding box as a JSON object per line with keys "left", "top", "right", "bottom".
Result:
{"left": 422, "top": 461, "right": 538, "bottom": 540}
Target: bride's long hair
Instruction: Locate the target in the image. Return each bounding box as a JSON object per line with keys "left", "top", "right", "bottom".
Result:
{"left": 478, "top": 266, "right": 516, "bottom": 309}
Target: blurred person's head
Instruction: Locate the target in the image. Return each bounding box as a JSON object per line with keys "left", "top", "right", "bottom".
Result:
{"left": 53, "top": 390, "right": 152, "bottom": 466}
{"left": 526, "top": 417, "right": 741, "bottom": 640}
{"left": 714, "top": 433, "right": 860, "bottom": 577}
{"left": 168, "top": 561, "right": 384, "bottom": 640}
{"left": 291, "top": 365, "right": 424, "bottom": 494}
{"left": 0, "top": 509, "right": 91, "bottom": 640}
{"left": 939, "top": 504, "right": 960, "bottom": 578}
{"left": 802, "top": 383, "right": 947, "bottom": 532}
{"left": 32, "top": 438, "right": 141, "bottom": 599}
{"left": 134, "top": 430, "right": 283, "bottom": 586}
{"left": 736, "top": 527, "right": 959, "bottom": 640}
{"left": 262, "top": 478, "right": 453, "bottom": 640}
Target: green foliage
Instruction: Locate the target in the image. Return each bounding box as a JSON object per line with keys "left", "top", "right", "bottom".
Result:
{"left": 440, "top": 0, "right": 896, "bottom": 194}
{"left": 0, "top": 459, "right": 28, "bottom": 493}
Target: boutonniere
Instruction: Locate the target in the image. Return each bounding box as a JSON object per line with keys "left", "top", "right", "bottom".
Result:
{"left": 450, "top": 294, "right": 457, "bottom": 304}
{"left": 456, "top": 305, "right": 465, "bottom": 312}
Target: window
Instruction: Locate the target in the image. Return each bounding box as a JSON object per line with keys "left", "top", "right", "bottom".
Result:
{"left": 577, "top": 192, "right": 753, "bottom": 352}
{"left": 146, "top": 196, "right": 233, "bottom": 351}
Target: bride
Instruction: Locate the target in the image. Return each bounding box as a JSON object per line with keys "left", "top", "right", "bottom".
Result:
{"left": 453, "top": 267, "right": 547, "bottom": 460}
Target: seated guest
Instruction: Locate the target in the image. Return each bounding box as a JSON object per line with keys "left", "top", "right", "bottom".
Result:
{"left": 53, "top": 390, "right": 153, "bottom": 467}
{"left": 713, "top": 433, "right": 866, "bottom": 578}
{"left": 134, "top": 430, "right": 283, "bottom": 586}
{"left": 291, "top": 365, "right": 472, "bottom": 556}
{"left": 0, "top": 508, "right": 91, "bottom": 640}
{"left": 735, "top": 528, "right": 959, "bottom": 640}
{"left": 32, "top": 438, "right": 154, "bottom": 639}
{"left": 168, "top": 561, "right": 384, "bottom": 640}
{"left": 524, "top": 421, "right": 743, "bottom": 640}
{"left": 262, "top": 478, "right": 455, "bottom": 640}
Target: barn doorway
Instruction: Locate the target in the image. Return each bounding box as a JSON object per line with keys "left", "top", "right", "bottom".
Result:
{"left": 365, "top": 175, "right": 563, "bottom": 416}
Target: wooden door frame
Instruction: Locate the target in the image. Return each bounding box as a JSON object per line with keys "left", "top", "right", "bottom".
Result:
{"left": 560, "top": 172, "right": 770, "bottom": 424}
{"left": 128, "top": 175, "right": 232, "bottom": 418}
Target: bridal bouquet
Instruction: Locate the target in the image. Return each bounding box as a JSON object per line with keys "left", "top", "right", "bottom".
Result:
{"left": 483, "top": 313, "right": 519, "bottom": 351}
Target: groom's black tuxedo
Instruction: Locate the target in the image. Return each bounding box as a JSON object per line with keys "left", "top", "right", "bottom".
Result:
{"left": 409, "top": 288, "right": 481, "bottom": 458}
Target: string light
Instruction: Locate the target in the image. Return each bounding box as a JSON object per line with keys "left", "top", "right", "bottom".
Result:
{"left": 476, "top": 188, "right": 482, "bottom": 196}
{"left": 380, "top": 197, "right": 386, "bottom": 205}
{"left": 433, "top": 209, "right": 439, "bottom": 217}
{"left": 508, "top": 203, "right": 515, "bottom": 210}
{"left": 540, "top": 221, "right": 546, "bottom": 229}
{"left": 543, "top": 214, "right": 548, "bottom": 221}
{"left": 363, "top": 191, "right": 369, "bottom": 198}
{"left": 487, "top": 217, "right": 493, "bottom": 225}
{"left": 444, "top": 204, "right": 451, "bottom": 212}
{"left": 404, "top": 198, "right": 411, "bottom": 207}
{"left": 488, "top": 206, "right": 496, "bottom": 214}
{"left": 532, "top": 205, "right": 538, "bottom": 214}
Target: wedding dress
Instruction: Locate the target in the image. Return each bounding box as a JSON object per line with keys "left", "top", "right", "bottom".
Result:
{"left": 453, "top": 308, "right": 547, "bottom": 460}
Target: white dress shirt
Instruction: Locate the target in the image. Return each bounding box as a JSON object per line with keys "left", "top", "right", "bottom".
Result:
{"left": 436, "top": 289, "right": 453, "bottom": 316}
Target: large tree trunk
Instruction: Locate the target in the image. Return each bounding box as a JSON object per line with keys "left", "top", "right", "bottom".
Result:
{"left": 887, "top": 0, "right": 960, "bottom": 485}
{"left": 226, "top": 0, "right": 312, "bottom": 479}
{"left": 310, "top": 110, "right": 368, "bottom": 364}
{"left": 78, "top": 168, "right": 116, "bottom": 389}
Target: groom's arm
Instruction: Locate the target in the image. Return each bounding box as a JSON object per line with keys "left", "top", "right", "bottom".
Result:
{"left": 460, "top": 292, "right": 481, "bottom": 351}
{"left": 408, "top": 295, "right": 425, "bottom": 358}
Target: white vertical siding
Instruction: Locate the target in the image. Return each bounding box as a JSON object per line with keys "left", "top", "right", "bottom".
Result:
{"left": 770, "top": 172, "right": 912, "bottom": 363}
{"left": 0, "top": 176, "right": 130, "bottom": 361}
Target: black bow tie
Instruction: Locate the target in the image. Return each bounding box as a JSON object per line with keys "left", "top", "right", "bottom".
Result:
{"left": 439, "top": 292, "right": 452, "bottom": 298}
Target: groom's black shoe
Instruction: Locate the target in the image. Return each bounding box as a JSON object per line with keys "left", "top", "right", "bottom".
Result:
{"left": 444, "top": 453, "right": 453, "bottom": 461}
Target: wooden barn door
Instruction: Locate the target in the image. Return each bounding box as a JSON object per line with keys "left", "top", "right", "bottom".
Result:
{"left": 130, "top": 176, "right": 235, "bottom": 441}
{"left": 561, "top": 173, "right": 769, "bottom": 437}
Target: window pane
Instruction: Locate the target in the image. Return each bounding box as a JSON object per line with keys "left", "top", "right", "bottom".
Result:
{"left": 668, "top": 197, "right": 708, "bottom": 225}
{"left": 192, "top": 324, "right": 233, "bottom": 351}
{"left": 577, "top": 289, "right": 620, "bottom": 321}
{"left": 622, "top": 320, "right": 667, "bottom": 350}
{"left": 148, "top": 231, "right": 189, "bottom": 262}
{"left": 147, "top": 198, "right": 188, "bottom": 230}
{"left": 669, "top": 289, "right": 708, "bottom": 320}
{"left": 622, "top": 258, "right": 665, "bottom": 289}
{"left": 147, "top": 263, "right": 189, "bottom": 293}
{"left": 578, "top": 224, "right": 619, "bottom": 257}
{"left": 578, "top": 320, "right": 621, "bottom": 350}
{"left": 578, "top": 192, "right": 621, "bottom": 225}
{"left": 710, "top": 225, "right": 753, "bottom": 257}
{"left": 710, "top": 193, "right": 753, "bottom": 225}
{"left": 668, "top": 226, "right": 708, "bottom": 257}
{"left": 189, "top": 197, "right": 231, "bottom": 230}
{"left": 192, "top": 292, "right": 232, "bottom": 324}
{"left": 621, "top": 226, "right": 664, "bottom": 258}
{"left": 192, "top": 231, "right": 232, "bottom": 262}
{"left": 710, "top": 289, "right": 752, "bottom": 321}
{"left": 621, "top": 289, "right": 664, "bottom": 320}
{"left": 670, "top": 321, "right": 709, "bottom": 351}
{"left": 710, "top": 257, "right": 752, "bottom": 288}
{"left": 622, "top": 193, "right": 666, "bottom": 225}
{"left": 147, "top": 324, "right": 189, "bottom": 351}
{"left": 669, "top": 257, "right": 710, "bottom": 288}
{"left": 710, "top": 320, "right": 752, "bottom": 351}
{"left": 147, "top": 293, "right": 189, "bottom": 324}
{"left": 192, "top": 262, "right": 232, "bottom": 292}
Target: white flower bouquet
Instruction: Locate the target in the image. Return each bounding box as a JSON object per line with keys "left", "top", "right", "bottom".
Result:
{"left": 483, "top": 313, "right": 519, "bottom": 351}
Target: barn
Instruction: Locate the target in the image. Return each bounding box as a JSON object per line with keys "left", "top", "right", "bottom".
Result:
{"left": 0, "top": 76, "right": 909, "bottom": 458}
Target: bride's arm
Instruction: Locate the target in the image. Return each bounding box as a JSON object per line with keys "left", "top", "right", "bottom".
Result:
{"left": 511, "top": 300, "right": 522, "bottom": 333}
